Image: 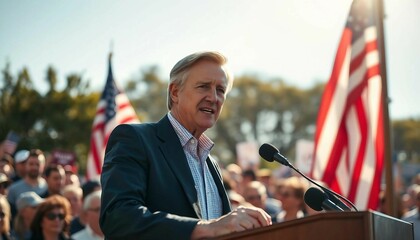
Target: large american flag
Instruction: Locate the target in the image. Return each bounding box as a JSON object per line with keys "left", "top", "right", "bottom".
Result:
{"left": 86, "top": 55, "right": 139, "bottom": 180}
{"left": 311, "top": 0, "right": 385, "bottom": 210}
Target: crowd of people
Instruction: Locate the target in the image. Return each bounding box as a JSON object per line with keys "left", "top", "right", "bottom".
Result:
{"left": 0, "top": 149, "right": 103, "bottom": 240}
{"left": 1, "top": 147, "right": 420, "bottom": 239}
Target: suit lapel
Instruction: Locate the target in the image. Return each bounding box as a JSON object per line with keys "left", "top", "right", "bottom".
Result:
{"left": 156, "top": 116, "right": 202, "bottom": 219}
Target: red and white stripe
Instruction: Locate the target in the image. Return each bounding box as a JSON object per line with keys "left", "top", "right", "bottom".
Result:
{"left": 86, "top": 93, "right": 139, "bottom": 181}
{"left": 311, "top": 24, "right": 385, "bottom": 210}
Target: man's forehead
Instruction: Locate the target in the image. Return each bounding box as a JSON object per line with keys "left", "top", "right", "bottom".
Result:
{"left": 196, "top": 78, "right": 227, "bottom": 85}
{"left": 27, "top": 155, "right": 44, "bottom": 162}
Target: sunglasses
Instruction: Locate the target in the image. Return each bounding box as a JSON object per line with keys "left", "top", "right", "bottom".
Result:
{"left": 45, "top": 212, "right": 65, "bottom": 221}
{"left": 0, "top": 212, "right": 5, "bottom": 219}
{"left": 0, "top": 183, "right": 9, "bottom": 189}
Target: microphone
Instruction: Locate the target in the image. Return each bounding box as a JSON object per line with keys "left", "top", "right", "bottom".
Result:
{"left": 259, "top": 143, "right": 292, "bottom": 167}
{"left": 259, "top": 143, "right": 357, "bottom": 212}
{"left": 304, "top": 187, "right": 344, "bottom": 211}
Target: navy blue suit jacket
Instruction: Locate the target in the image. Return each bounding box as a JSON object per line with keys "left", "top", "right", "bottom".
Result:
{"left": 100, "top": 115, "right": 231, "bottom": 239}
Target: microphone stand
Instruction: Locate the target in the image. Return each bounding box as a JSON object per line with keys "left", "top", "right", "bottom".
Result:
{"left": 284, "top": 160, "right": 358, "bottom": 212}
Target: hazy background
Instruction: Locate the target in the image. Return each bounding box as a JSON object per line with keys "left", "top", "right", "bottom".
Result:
{"left": 1, "top": 0, "right": 419, "bottom": 119}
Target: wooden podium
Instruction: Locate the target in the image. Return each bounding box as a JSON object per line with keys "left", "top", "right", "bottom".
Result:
{"left": 215, "top": 211, "right": 413, "bottom": 240}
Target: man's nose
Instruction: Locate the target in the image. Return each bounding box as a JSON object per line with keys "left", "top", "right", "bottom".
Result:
{"left": 206, "top": 88, "right": 217, "bottom": 102}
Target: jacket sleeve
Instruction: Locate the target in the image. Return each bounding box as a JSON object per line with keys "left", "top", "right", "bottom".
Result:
{"left": 99, "top": 124, "right": 199, "bottom": 240}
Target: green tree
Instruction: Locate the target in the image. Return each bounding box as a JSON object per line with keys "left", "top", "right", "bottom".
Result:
{"left": 0, "top": 64, "right": 97, "bottom": 174}
{"left": 2, "top": 61, "right": 419, "bottom": 175}
{"left": 0, "top": 64, "right": 43, "bottom": 145}
{"left": 392, "top": 118, "right": 420, "bottom": 162}
{"left": 125, "top": 65, "right": 168, "bottom": 122}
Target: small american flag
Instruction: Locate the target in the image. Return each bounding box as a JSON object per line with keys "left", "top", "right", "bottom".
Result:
{"left": 86, "top": 54, "right": 139, "bottom": 180}
{"left": 3, "top": 131, "right": 20, "bottom": 155}
{"left": 311, "top": 0, "right": 385, "bottom": 210}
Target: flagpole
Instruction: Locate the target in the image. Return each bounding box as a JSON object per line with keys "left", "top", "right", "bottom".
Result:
{"left": 109, "top": 40, "right": 114, "bottom": 61}
{"left": 375, "top": 0, "right": 395, "bottom": 217}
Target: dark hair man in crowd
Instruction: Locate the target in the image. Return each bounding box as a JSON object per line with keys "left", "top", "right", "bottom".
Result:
{"left": 100, "top": 51, "right": 271, "bottom": 239}
{"left": 40, "top": 165, "right": 65, "bottom": 198}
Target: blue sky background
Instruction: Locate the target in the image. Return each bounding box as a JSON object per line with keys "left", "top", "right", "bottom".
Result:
{"left": 1, "top": 0, "right": 419, "bottom": 119}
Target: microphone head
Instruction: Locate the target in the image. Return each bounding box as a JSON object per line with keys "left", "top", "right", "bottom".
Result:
{"left": 258, "top": 143, "right": 279, "bottom": 162}
{"left": 304, "top": 187, "right": 327, "bottom": 211}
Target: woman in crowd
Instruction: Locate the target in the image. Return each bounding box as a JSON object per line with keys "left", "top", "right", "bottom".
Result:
{"left": 30, "top": 195, "right": 72, "bottom": 240}
{"left": 274, "top": 176, "right": 307, "bottom": 222}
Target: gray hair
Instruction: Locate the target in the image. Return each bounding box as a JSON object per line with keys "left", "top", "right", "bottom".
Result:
{"left": 62, "top": 184, "right": 83, "bottom": 199}
{"left": 167, "top": 51, "right": 234, "bottom": 110}
{"left": 82, "top": 190, "right": 101, "bottom": 211}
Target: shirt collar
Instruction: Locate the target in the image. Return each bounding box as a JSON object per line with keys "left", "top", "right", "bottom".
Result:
{"left": 168, "top": 112, "right": 214, "bottom": 151}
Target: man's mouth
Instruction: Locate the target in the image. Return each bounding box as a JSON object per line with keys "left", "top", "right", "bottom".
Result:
{"left": 200, "top": 107, "right": 215, "bottom": 114}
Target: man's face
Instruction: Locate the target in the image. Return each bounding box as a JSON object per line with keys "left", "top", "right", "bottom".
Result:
{"left": 86, "top": 197, "right": 103, "bottom": 236}
{"left": 170, "top": 60, "right": 228, "bottom": 137}
{"left": 15, "top": 162, "right": 27, "bottom": 176}
{"left": 244, "top": 188, "right": 264, "bottom": 209}
{"left": 26, "top": 156, "right": 44, "bottom": 179}
{"left": 47, "top": 170, "right": 65, "bottom": 194}
{"left": 22, "top": 205, "right": 38, "bottom": 224}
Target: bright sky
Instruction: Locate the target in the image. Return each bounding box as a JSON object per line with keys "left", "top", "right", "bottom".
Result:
{"left": 1, "top": 0, "right": 419, "bottom": 119}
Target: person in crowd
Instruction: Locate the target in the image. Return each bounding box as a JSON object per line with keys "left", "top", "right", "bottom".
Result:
{"left": 0, "top": 195, "right": 12, "bottom": 240}
{"left": 402, "top": 184, "right": 420, "bottom": 213}
{"left": 40, "top": 165, "right": 65, "bottom": 198}
{"left": 226, "top": 163, "right": 243, "bottom": 194}
{"left": 242, "top": 181, "right": 281, "bottom": 223}
{"left": 8, "top": 149, "right": 47, "bottom": 219}
{"left": 81, "top": 180, "right": 101, "bottom": 201}
{"left": 100, "top": 51, "right": 271, "bottom": 239}
{"left": 13, "top": 191, "right": 45, "bottom": 240}
{"left": 222, "top": 169, "right": 246, "bottom": 210}
{"left": 72, "top": 191, "right": 103, "bottom": 240}
{"left": 30, "top": 195, "right": 72, "bottom": 240}
{"left": 69, "top": 179, "right": 101, "bottom": 235}
{"left": 0, "top": 173, "right": 11, "bottom": 196}
{"left": 241, "top": 169, "right": 257, "bottom": 191}
{"left": 62, "top": 185, "right": 83, "bottom": 219}
{"left": 12, "top": 150, "right": 29, "bottom": 183}
{"left": 63, "top": 185, "right": 85, "bottom": 235}
{"left": 402, "top": 184, "right": 420, "bottom": 240}
{"left": 63, "top": 166, "right": 80, "bottom": 187}
{"left": 274, "top": 176, "right": 307, "bottom": 222}
{"left": 0, "top": 154, "right": 14, "bottom": 179}
{"left": 257, "top": 168, "right": 275, "bottom": 198}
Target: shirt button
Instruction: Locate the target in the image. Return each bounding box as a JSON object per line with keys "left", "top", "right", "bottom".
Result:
{"left": 191, "top": 139, "right": 195, "bottom": 144}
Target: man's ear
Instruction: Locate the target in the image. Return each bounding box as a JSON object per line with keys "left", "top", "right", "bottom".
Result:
{"left": 169, "top": 83, "right": 179, "bottom": 104}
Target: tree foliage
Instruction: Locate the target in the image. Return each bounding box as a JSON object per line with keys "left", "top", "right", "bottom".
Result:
{"left": 1, "top": 62, "right": 419, "bottom": 175}
{"left": 392, "top": 119, "right": 420, "bottom": 162}
{"left": 0, "top": 63, "right": 97, "bottom": 173}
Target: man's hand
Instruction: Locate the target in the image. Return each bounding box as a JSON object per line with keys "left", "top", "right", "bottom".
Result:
{"left": 191, "top": 206, "right": 272, "bottom": 239}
